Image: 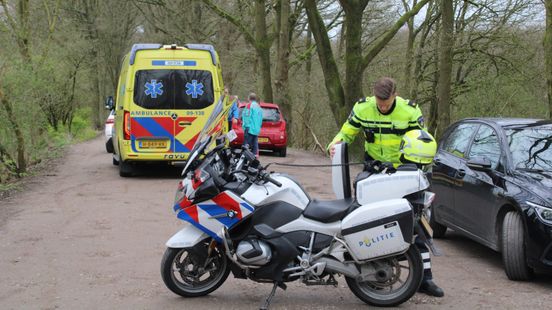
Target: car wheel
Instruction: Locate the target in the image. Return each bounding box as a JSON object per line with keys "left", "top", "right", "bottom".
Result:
{"left": 428, "top": 206, "right": 447, "bottom": 238}
{"left": 501, "top": 211, "right": 532, "bottom": 281}
{"left": 278, "top": 147, "right": 287, "bottom": 157}
{"left": 119, "top": 161, "right": 133, "bottom": 177}
{"left": 105, "top": 138, "right": 114, "bottom": 153}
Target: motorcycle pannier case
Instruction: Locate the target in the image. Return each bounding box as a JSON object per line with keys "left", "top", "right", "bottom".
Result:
{"left": 341, "top": 198, "right": 413, "bottom": 261}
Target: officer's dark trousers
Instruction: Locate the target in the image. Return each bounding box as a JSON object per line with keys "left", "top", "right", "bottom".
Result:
{"left": 415, "top": 236, "right": 433, "bottom": 281}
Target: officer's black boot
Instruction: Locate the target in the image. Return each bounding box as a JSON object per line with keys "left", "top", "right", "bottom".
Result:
{"left": 419, "top": 278, "right": 444, "bottom": 297}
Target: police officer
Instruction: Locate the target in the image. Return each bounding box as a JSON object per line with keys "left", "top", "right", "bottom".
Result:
{"left": 328, "top": 77, "right": 444, "bottom": 297}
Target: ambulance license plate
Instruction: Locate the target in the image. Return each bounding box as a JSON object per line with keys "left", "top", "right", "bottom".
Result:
{"left": 139, "top": 140, "right": 167, "bottom": 148}
{"left": 258, "top": 137, "right": 269, "bottom": 143}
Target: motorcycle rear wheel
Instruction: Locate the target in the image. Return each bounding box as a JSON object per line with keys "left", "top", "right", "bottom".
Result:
{"left": 345, "top": 246, "right": 423, "bottom": 307}
{"left": 161, "top": 243, "right": 230, "bottom": 297}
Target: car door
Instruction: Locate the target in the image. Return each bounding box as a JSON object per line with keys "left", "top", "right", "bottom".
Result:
{"left": 454, "top": 124, "right": 503, "bottom": 243}
{"left": 431, "top": 122, "right": 479, "bottom": 226}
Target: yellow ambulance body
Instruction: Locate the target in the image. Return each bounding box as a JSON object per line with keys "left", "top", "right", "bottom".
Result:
{"left": 112, "top": 44, "right": 225, "bottom": 177}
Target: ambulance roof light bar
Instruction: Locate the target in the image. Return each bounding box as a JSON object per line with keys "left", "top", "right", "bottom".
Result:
{"left": 129, "top": 43, "right": 162, "bottom": 65}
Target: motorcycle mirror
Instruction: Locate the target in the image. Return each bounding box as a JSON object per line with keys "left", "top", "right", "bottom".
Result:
{"left": 216, "top": 135, "right": 226, "bottom": 146}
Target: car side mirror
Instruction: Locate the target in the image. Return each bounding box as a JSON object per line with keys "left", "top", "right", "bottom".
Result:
{"left": 467, "top": 157, "right": 492, "bottom": 171}
{"left": 105, "top": 96, "right": 114, "bottom": 110}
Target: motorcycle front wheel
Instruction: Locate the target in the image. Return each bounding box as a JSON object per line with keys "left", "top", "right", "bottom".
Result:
{"left": 161, "top": 242, "right": 230, "bottom": 297}
{"left": 345, "top": 246, "right": 423, "bottom": 307}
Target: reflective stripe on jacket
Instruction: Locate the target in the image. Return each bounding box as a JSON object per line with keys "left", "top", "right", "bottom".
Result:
{"left": 330, "top": 96, "right": 424, "bottom": 164}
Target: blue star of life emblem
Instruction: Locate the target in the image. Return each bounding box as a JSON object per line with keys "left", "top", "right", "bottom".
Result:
{"left": 144, "top": 79, "right": 163, "bottom": 98}
{"left": 185, "top": 80, "right": 204, "bottom": 99}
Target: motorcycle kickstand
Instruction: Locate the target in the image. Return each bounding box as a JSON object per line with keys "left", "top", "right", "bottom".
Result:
{"left": 259, "top": 281, "right": 285, "bottom": 310}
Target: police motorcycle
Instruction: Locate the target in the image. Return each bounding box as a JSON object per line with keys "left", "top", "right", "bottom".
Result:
{"left": 161, "top": 99, "right": 437, "bottom": 308}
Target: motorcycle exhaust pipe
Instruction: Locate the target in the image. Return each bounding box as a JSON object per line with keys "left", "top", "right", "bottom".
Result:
{"left": 313, "top": 257, "right": 360, "bottom": 278}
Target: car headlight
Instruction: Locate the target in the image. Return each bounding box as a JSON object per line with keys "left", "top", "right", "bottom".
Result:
{"left": 527, "top": 201, "right": 552, "bottom": 225}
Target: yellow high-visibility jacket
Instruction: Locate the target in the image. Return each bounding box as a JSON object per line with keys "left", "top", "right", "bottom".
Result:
{"left": 330, "top": 96, "right": 424, "bottom": 164}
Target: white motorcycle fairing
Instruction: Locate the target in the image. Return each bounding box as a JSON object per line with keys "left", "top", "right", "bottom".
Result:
{"left": 166, "top": 222, "right": 208, "bottom": 248}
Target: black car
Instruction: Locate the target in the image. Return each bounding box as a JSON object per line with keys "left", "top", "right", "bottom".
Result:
{"left": 429, "top": 118, "right": 552, "bottom": 280}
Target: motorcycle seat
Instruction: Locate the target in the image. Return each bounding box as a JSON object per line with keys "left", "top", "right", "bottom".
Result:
{"left": 303, "top": 198, "right": 356, "bottom": 223}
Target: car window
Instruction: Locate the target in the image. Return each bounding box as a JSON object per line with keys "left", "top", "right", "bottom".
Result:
{"left": 441, "top": 123, "right": 479, "bottom": 158}
{"left": 507, "top": 127, "right": 552, "bottom": 171}
{"left": 262, "top": 108, "right": 280, "bottom": 122}
{"left": 468, "top": 125, "right": 501, "bottom": 169}
{"left": 133, "top": 69, "right": 214, "bottom": 110}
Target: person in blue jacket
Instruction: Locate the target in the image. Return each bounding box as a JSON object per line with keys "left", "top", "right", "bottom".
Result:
{"left": 241, "top": 93, "right": 263, "bottom": 156}
{"left": 225, "top": 87, "right": 239, "bottom": 130}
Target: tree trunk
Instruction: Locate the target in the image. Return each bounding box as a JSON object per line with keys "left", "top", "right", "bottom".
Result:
{"left": 402, "top": 0, "right": 417, "bottom": 96}
{"left": 254, "top": 0, "right": 273, "bottom": 103}
{"left": 0, "top": 87, "right": 27, "bottom": 174}
{"left": 1, "top": 0, "right": 32, "bottom": 62}
{"left": 17, "top": 0, "right": 31, "bottom": 63}
{"left": 90, "top": 48, "right": 102, "bottom": 129}
{"left": 303, "top": 27, "right": 313, "bottom": 148}
{"left": 305, "top": 0, "right": 430, "bottom": 126}
{"left": 361, "top": 0, "right": 431, "bottom": 71}
{"left": 436, "top": 0, "right": 453, "bottom": 138}
{"left": 340, "top": 0, "right": 369, "bottom": 108}
{"left": 275, "top": 0, "right": 292, "bottom": 141}
{"left": 545, "top": 0, "right": 552, "bottom": 117}
{"left": 304, "top": 0, "right": 345, "bottom": 126}
{"left": 201, "top": 0, "right": 275, "bottom": 102}
{"left": 411, "top": 1, "right": 436, "bottom": 100}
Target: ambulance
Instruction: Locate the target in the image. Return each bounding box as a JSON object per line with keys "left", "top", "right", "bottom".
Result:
{"left": 111, "top": 43, "right": 226, "bottom": 177}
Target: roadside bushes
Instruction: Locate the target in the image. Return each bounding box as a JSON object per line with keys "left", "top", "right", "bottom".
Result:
{"left": 0, "top": 62, "right": 96, "bottom": 184}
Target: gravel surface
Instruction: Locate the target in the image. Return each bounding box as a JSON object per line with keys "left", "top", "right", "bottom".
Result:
{"left": 0, "top": 136, "right": 550, "bottom": 309}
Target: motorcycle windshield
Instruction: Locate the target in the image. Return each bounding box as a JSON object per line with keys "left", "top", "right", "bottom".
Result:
{"left": 182, "top": 95, "right": 228, "bottom": 175}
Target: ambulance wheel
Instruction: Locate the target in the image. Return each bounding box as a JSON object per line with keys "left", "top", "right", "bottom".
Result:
{"left": 112, "top": 157, "right": 119, "bottom": 166}
{"left": 119, "top": 161, "right": 133, "bottom": 177}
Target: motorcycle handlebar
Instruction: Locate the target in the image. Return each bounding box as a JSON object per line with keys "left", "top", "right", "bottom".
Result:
{"left": 265, "top": 175, "right": 282, "bottom": 187}
{"left": 241, "top": 145, "right": 257, "bottom": 161}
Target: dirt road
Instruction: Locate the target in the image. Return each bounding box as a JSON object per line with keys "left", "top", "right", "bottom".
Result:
{"left": 0, "top": 137, "right": 550, "bottom": 309}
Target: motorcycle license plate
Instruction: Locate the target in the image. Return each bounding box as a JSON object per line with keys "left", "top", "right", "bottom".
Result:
{"left": 420, "top": 215, "right": 433, "bottom": 237}
{"left": 258, "top": 137, "right": 269, "bottom": 143}
{"left": 139, "top": 140, "right": 167, "bottom": 148}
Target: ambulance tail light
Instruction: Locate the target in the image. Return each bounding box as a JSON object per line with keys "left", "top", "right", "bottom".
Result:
{"left": 123, "top": 111, "right": 131, "bottom": 140}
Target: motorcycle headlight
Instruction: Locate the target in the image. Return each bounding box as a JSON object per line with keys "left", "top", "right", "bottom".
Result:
{"left": 527, "top": 201, "right": 552, "bottom": 225}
